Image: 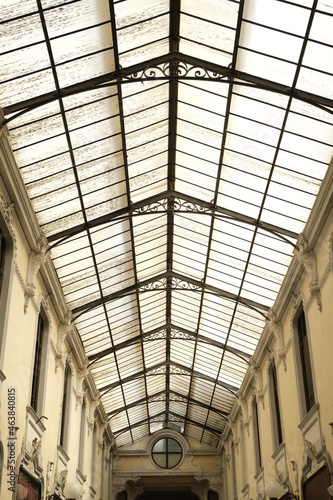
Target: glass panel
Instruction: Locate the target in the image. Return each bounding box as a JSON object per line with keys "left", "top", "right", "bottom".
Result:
{"left": 168, "top": 438, "right": 181, "bottom": 452}
{"left": 168, "top": 453, "right": 182, "bottom": 467}
{"left": 153, "top": 438, "right": 166, "bottom": 453}
{"left": 153, "top": 454, "right": 167, "bottom": 468}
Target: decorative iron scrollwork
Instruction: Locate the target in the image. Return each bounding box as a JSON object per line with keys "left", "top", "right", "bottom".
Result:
{"left": 122, "top": 58, "right": 229, "bottom": 82}
{"left": 169, "top": 364, "right": 190, "bottom": 376}
{"left": 140, "top": 278, "right": 168, "bottom": 292}
{"left": 170, "top": 329, "right": 194, "bottom": 340}
{"left": 169, "top": 394, "right": 188, "bottom": 403}
{"left": 139, "top": 276, "right": 202, "bottom": 292}
{"left": 148, "top": 394, "right": 166, "bottom": 403}
{"left": 147, "top": 366, "right": 167, "bottom": 376}
{"left": 143, "top": 330, "right": 168, "bottom": 341}
{"left": 171, "top": 277, "right": 202, "bottom": 291}
{"left": 131, "top": 196, "right": 212, "bottom": 215}
{"left": 132, "top": 198, "right": 169, "bottom": 215}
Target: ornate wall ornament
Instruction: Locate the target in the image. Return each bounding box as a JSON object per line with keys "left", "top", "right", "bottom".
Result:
{"left": 329, "top": 229, "right": 333, "bottom": 274}
{"left": 267, "top": 309, "right": 287, "bottom": 371}
{"left": 46, "top": 461, "right": 54, "bottom": 496}
{"left": 50, "top": 314, "right": 73, "bottom": 372}
{"left": 222, "top": 440, "right": 231, "bottom": 469}
{"left": 295, "top": 233, "right": 322, "bottom": 311}
{"left": 73, "top": 358, "right": 89, "bottom": 409}
{"left": 290, "top": 460, "right": 299, "bottom": 494}
{"left": 305, "top": 439, "right": 318, "bottom": 468}
{"left": 0, "top": 194, "right": 15, "bottom": 237}
{"left": 191, "top": 478, "right": 207, "bottom": 500}
{"left": 88, "top": 399, "right": 99, "bottom": 434}
{"left": 54, "top": 469, "right": 68, "bottom": 496}
{"left": 249, "top": 359, "right": 265, "bottom": 409}
{"left": 237, "top": 396, "right": 250, "bottom": 435}
{"left": 24, "top": 235, "right": 48, "bottom": 313}
{"left": 30, "top": 438, "right": 41, "bottom": 462}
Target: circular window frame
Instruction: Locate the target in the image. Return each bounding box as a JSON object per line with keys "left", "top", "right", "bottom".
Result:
{"left": 151, "top": 436, "right": 183, "bottom": 470}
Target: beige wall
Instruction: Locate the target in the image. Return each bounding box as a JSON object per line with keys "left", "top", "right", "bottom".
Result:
{"left": 0, "top": 131, "right": 112, "bottom": 500}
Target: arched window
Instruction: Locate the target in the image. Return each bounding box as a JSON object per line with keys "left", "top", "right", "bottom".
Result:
{"left": 269, "top": 360, "right": 283, "bottom": 449}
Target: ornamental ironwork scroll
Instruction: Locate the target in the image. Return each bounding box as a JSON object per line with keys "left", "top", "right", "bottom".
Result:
{"left": 131, "top": 195, "right": 212, "bottom": 216}
{"left": 122, "top": 58, "right": 230, "bottom": 82}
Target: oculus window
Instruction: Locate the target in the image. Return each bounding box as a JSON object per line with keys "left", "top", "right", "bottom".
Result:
{"left": 151, "top": 437, "right": 182, "bottom": 469}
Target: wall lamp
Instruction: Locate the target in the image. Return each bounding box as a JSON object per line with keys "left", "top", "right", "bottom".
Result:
{"left": 265, "top": 481, "right": 299, "bottom": 499}
{"left": 47, "top": 482, "right": 82, "bottom": 500}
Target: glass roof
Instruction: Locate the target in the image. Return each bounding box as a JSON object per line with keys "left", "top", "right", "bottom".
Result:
{"left": 1, "top": 0, "right": 333, "bottom": 448}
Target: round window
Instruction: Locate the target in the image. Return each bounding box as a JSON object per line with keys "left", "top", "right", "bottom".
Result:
{"left": 151, "top": 437, "right": 182, "bottom": 469}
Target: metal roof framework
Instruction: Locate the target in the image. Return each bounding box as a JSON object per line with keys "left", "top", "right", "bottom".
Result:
{"left": 1, "top": 0, "right": 333, "bottom": 448}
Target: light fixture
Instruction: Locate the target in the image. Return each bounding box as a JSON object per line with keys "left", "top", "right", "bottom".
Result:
{"left": 265, "top": 481, "right": 284, "bottom": 498}
{"left": 64, "top": 481, "right": 83, "bottom": 499}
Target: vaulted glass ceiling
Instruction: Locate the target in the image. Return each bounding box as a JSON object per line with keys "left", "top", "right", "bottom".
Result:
{"left": 1, "top": 0, "right": 333, "bottom": 448}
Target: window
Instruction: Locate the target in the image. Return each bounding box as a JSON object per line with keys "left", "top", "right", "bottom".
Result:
{"left": 31, "top": 313, "right": 47, "bottom": 414}
{"left": 91, "top": 422, "right": 97, "bottom": 488}
{"left": 252, "top": 398, "right": 262, "bottom": 470}
{"left": 151, "top": 437, "right": 182, "bottom": 469}
{"left": 0, "top": 230, "right": 5, "bottom": 296}
{"left": 297, "top": 308, "right": 315, "bottom": 414}
{"left": 18, "top": 467, "right": 41, "bottom": 500}
{"left": 0, "top": 224, "right": 13, "bottom": 361}
{"left": 78, "top": 398, "right": 86, "bottom": 471}
{"left": 269, "top": 361, "right": 283, "bottom": 449}
{"left": 231, "top": 441, "right": 237, "bottom": 500}
{"left": 60, "top": 362, "right": 71, "bottom": 450}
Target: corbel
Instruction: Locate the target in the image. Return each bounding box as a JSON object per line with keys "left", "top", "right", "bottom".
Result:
{"left": 24, "top": 234, "right": 48, "bottom": 313}
{"left": 295, "top": 233, "right": 322, "bottom": 311}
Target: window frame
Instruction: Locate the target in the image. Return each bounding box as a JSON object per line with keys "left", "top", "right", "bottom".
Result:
{"left": 297, "top": 308, "right": 315, "bottom": 413}
{"left": 151, "top": 437, "right": 183, "bottom": 469}
{"left": 252, "top": 397, "right": 262, "bottom": 471}
{"left": 0, "top": 220, "right": 14, "bottom": 367}
{"left": 60, "top": 362, "right": 72, "bottom": 451}
{"left": 293, "top": 305, "right": 316, "bottom": 418}
{"left": 269, "top": 360, "right": 283, "bottom": 450}
{"left": 30, "top": 311, "right": 48, "bottom": 415}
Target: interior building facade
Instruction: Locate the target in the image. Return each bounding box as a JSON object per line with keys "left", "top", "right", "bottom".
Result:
{"left": 0, "top": 0, "right": 333, "bottom": 499}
